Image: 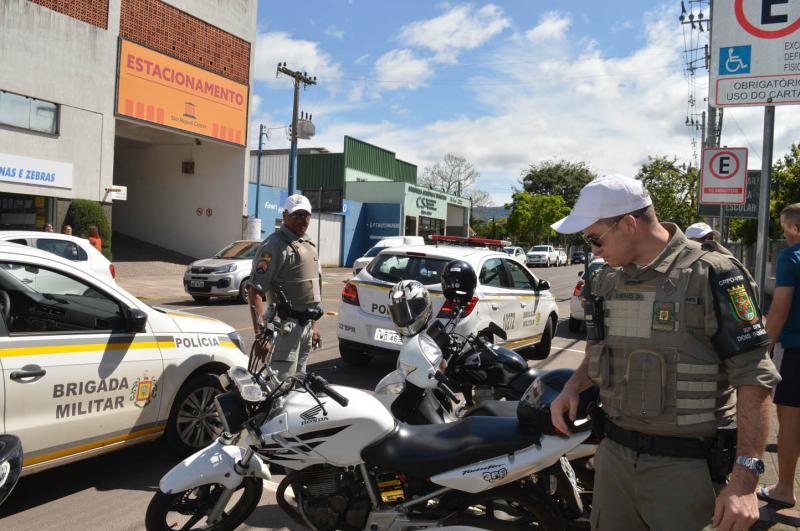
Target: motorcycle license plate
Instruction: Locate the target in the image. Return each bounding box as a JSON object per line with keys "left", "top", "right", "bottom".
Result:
{"left": 190, "top": 280, "right": 204, "bottom": 288}
{"left": 374, "top": 328, "right": 402, "bottom": 345}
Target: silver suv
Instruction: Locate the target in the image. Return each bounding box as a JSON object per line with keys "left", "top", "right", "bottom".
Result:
{"left": 183, "top": 240, "right": 261, "bottom": 303}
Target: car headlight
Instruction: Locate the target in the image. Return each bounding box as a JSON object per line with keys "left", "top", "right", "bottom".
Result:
{"left": 217, "top": 263, "right": 237, "bottom": 273}
{"left": 228, "top": 331, "right": 246, "bottom": 353}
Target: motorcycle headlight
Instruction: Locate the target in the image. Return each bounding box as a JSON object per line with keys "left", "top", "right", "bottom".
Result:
{"left": 419, "top": 334, "right": 442, "bottom": 365}
{"left": 228, "top": 331, "right": 246, "bottom": 353}
{"left": 217, "top": 263, "right": 237, "bottom": 273}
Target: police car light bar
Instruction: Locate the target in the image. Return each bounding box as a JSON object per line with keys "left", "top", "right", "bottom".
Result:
{"left": 429, "top": 235, "right": 512, "bottom": 247}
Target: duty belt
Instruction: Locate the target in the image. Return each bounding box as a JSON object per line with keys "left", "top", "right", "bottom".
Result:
{"left": 605, "top": 421, "right": 712, "bottom": 459}
{"left": 286, "top": 307, "right": 324, "bottom": 325}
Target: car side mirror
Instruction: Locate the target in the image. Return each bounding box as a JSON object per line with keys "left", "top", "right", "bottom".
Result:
{"left": 127, "top": 308, "right": 148, "bottom": 333}
{"left": 537, "top": 279, "right": 550, "bottom": 292}
{"left": 578, "top": 271, "right": 583, "bottom": 277}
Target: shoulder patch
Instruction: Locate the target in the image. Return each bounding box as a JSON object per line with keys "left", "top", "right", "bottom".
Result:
{"left": 256, "top": 252, "right": 272, "bottom": 273}
{"left": 709, "top": 262, "right": 768, "bottom": 358}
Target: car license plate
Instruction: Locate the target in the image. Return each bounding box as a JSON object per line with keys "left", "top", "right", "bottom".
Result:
{"left": 374, "top": 328, "right": 402, "bottom": 345}
{"left": 190, "top": 280, "right": 205, "bottom": 288}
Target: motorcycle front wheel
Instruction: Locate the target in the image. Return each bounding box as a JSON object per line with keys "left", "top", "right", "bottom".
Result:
{"left": 145, "top": 478, "right": 263, "bottom": 531}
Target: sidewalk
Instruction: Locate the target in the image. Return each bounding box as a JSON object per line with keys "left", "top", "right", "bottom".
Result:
{"left": 756, "top": 407, "right": 800, "bottom": 530}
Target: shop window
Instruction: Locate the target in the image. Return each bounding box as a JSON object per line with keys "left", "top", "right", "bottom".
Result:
{"left": 418, "top": 216, "right": 444, "bottom": 240}
{"left": 0, "top": 91, "right": 59, "bottom": 134}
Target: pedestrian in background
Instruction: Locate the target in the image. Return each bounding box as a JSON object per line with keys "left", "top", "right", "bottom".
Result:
{"left": 549, "top": 175, "right": 779, "bottom": 531}
{"left": 87, "top": 225, "right": 102, "bottom": 252}
{"left": 685, "top": 222, "right": 720, "bottom": 243}
{"left": 43, "top": 223, "right": 53, "bottom": 232}
{"left": 758, "top": 203, "right": 800, "bottom": 510}
{"left": 62, "top": 224, "right": 72, "bottom": 235}
{"left": 247, "top": 194, "right": 323, "bottom": 380}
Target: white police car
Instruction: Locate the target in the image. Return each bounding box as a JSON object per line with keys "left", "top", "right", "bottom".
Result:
{"left": 0, "top": 242, "right": 248, "bottom": 477}
{"left": 337, "top": 245, "right": 559, "bottom": 366}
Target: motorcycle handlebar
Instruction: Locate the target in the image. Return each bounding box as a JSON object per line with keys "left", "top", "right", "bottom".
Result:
{"left": 308, "top": 374, "right": 349, "bottom": 407}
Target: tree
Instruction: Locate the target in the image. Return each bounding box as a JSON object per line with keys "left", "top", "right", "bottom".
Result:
{"left": 65, "top": 199, "right": 112, "bottom": 260}
{"left": 504, "top": 192, "right": 569, "bottom": 245}
{"left": 520, "top": 159, "right": 597, "bottom": 205}
{"left": 635, "top": 156, "right": 700, "bottom": 230}
{"left": 420, "top": 153, "right": 493, "bottom": 207}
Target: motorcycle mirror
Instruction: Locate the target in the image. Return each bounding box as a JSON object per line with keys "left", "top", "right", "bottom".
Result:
{"left": 487, "top": 321, "right": 507, "bottom": 341}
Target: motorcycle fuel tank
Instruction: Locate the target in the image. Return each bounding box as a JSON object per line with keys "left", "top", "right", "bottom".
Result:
{"left": 455, "top": 344, "right": 528, "bottom": 386}
{"left": 266, "top": 385, "right": 396, "bottom": 467}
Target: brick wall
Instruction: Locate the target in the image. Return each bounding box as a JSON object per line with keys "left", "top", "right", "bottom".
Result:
{"left": 28, "top": 0, "right": 109, "bottom": 29}
{"left": 119, "top": 0, "right": 250, "bottom": 85}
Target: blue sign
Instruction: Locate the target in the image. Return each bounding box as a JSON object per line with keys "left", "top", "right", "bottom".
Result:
{"left": 342, "top": 201, "right": 401, "bottom": 266}
{"left": 719, "top": 46, "right": 751, "bottom": 76}
{"left": 247, "top": 183, "right": 287, "bottom": 235}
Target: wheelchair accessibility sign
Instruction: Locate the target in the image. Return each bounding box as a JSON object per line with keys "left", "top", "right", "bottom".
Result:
{"left": 711, "top": 0, "right": 800, "bottom": 107}
{"left": 719, "top": 46, "right": 751, "bottom": 75}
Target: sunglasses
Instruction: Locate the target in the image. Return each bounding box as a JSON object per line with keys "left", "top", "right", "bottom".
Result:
{"left": 581, "top": 217, "right": 622, "bottom": 248}
{"left": 289, "top": 211, "right": 312, "bottom": 220}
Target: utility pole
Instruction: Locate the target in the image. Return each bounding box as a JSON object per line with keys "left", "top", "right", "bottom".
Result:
{"left": 276, "top": 62, "right": 316, "bottom": 195}
{"left": 254, "top": 124, "right": 266, "bottom": 224}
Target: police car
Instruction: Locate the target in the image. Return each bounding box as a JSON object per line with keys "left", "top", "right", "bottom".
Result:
{"left": 0, "top": 242, "right": 248, "bottom": 477}
{"left": 337, "top": 243, "right": 559, "bottom": 366}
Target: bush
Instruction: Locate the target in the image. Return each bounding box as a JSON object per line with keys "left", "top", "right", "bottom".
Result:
{"left": 65, "top": 199, "right": 112, "bottom": 261}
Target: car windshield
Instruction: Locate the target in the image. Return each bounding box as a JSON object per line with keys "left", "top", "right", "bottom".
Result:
{"left": 367, "top": 253, "right": 450, "bottom": 285}
{"left": 502, "top": 247, "right": 517, "bottom": 254}
{"left": 214, "top": 241, "right": 260, "bottom": 259}
{"left": 573, "top": 252, "right": 585, "bottom": 257}
{"left": 364, "top": 246, "right": 383, "bottom": 258}
{"left": 531, "top": 246, "right": 549, "bottom": 252}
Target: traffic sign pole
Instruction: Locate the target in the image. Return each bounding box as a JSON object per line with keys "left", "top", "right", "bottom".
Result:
{"left": 755, "top": 105, "right": 775, "bottom": 309}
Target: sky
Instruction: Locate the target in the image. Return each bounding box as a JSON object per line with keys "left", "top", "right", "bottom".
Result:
{"left": 251, "top": 0, "right": 800, "bottom": 206}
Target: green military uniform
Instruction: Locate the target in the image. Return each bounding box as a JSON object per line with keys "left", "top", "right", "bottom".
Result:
{"left": 250, "top": 224, "right": 322, "bottom": 380}
{"left": 586, "top": 223, "right": 779, "bottom": 530}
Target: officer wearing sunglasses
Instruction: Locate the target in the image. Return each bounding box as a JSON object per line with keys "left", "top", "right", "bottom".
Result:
{"left": 548, "top": 176, "right": 779, "bottom": 531}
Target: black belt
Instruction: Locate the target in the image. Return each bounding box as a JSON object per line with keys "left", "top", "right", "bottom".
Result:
{"left": 286, "top": 307, "right": 323, "bottom": 325}
{"left": 605, "top": 421, "right": 712, "bottom": 459}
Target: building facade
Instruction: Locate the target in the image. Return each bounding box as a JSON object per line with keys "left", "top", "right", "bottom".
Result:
{"left": 0, "top": 0, "right": 257, "bottom": 258}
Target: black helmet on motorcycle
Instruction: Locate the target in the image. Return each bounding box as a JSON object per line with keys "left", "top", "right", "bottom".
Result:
{"left": 517, "top": 369, "right": 599, "bottom": 435}
{"left": 441, "top": 260, "right": 477, "bottom": 306}
{"left": 388, "top": 280, "right": 433, "bottom": 336}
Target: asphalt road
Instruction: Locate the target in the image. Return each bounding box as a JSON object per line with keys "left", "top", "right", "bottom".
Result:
{"left": 0, "top": 262, "right": 590, "bottom": 531}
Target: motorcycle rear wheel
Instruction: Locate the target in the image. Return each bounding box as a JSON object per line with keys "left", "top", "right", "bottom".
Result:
{"left": 145, "top": 478, "right": 263, "bottom": 531}
{"left": 442, "top": 485, "right": 567, "bottom": 531}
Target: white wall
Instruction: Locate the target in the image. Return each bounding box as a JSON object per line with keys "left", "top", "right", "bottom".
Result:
{"left": 0, "top": 0, "right": 121, "bottom": 201}
{"left": 113, "top": 135, "right": 246, "bottom": 258}
{"left": 307, "top": 213, "right": 343, "bottom": 266}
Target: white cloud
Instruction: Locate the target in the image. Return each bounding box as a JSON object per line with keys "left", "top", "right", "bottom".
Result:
{"left": 525, "top": 11, "right": 571, "bottom": 43}
{"left": 374, "top": 49, "right": 433, "bottom": 90}
{"left": 324, "top": 25, "right": 345, "bottom": 40}
{"left": 354, "top": 53, "right": 370, "bottom": 65}
{"left": 398, "top": 4, "right": 510, "bottom": 63}
{"left": 253, "top": 32, "right": 341, "bottom": 88}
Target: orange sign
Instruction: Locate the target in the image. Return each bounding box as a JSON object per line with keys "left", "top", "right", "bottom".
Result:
{"left": 116, "top": 40, "right": 248, "bottom": 146}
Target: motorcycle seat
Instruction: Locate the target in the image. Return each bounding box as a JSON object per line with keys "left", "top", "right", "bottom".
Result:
{"left": 462, "top": 400, "right": 518, "bottom": 418}
{"left": 361, "top": 416, "right": 541, "bottom": 479}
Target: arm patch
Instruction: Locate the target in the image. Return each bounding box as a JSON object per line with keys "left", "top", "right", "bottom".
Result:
{"left": 709, "top": 264, "right": 768, "bottom": 359}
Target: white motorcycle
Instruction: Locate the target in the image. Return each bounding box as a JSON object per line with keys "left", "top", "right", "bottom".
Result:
{"left": 146, "top": 362, "right": 597, "bottom": 530}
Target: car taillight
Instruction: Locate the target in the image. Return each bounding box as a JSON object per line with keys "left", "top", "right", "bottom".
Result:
{"left": 438, "top": 296, "right": 479, "bottom": 318}
{"left": 573, "top": 280, "right": 584, "bottom": 297}
{"left": 341, "top": 281, "right": 360, "bottom": 305}
{"left": 109, "top": 264, "right": 116, "bottom": 279}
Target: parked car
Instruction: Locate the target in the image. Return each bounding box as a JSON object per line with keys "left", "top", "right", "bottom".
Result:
{"left": 502, "top": 246, "right": 527, "bottom": 262}
{"left": 337, "top": 245, "right": 559, "bottom": 366}
{"left": 0, "top": 231, "right": 116, "bottom": 284}
{"left": 0, "top": 242, "right": 249, "bottom": 480}
{"left": 571, "top": 251, "right": 587, "bottom": 264}
{"left": 526, "top": 245, "right": 559, "bottom": 267}
{"left": 183, "top": 240, "right": 262, "bottom": 303}
{"left": 569, "top": 258, "right": 607, "bottom": 332}
{"left": 555, "top": 247, "right": 568, "bottom": 266}
{"left": 351, "top": 236, "right": 425, "bottom": 276}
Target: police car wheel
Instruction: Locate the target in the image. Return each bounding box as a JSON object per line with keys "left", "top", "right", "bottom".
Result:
{"left": 339, "top": 341, "right": 372, "bottom": 367}
{"left": 166, "top": 374, "right": 224, "bottom": 455}
{"left": 531, "top": 317, "right": 554, "bottom": 359}
{"left": 192, "top": 295, "right": 210, "bottom": 303}
{"left": 238, "top": 279, "right": 249, "bottom": 304}
{"left": 145, "top": 477, "right": 263, "bottom": 531}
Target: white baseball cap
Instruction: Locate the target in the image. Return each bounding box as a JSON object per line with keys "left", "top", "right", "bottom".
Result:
{"left": 551, "top": 175, "right": 653, "bottom": 234}
{"left": 685, "top": 222, "right": 720, "bottom": 240}
{"left": 284, "top": 194, "right": 312, "bottom": 214}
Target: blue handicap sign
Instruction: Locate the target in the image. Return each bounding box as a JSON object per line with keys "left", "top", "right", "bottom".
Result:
{"left": 719, "top": 46, "right": 751, "bottom": 75}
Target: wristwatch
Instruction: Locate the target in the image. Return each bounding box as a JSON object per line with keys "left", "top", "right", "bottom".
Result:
{"left": 735, "top": 456, "right": 765, "bottom": 477}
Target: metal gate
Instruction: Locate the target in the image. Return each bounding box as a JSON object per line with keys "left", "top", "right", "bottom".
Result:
{"left": 307, "top": 213, "right": 342, "bottom": 266}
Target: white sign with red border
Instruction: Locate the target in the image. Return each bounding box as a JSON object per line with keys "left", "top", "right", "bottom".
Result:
{"left": 701, "top": 147, "right": 748, "bottom": 204}
{"left": 711, "top": 0, "right": 800, "bottom": 107}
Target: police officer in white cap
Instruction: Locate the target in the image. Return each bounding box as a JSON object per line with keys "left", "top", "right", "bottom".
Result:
{"left": 686, "top": 222, "right": 721, "bottom": 243}
{"left": 549, "top": 175, "right": 779, "bottom": 531}
{"left": 248, "top": 194, "right": 323, "bottom": 380}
